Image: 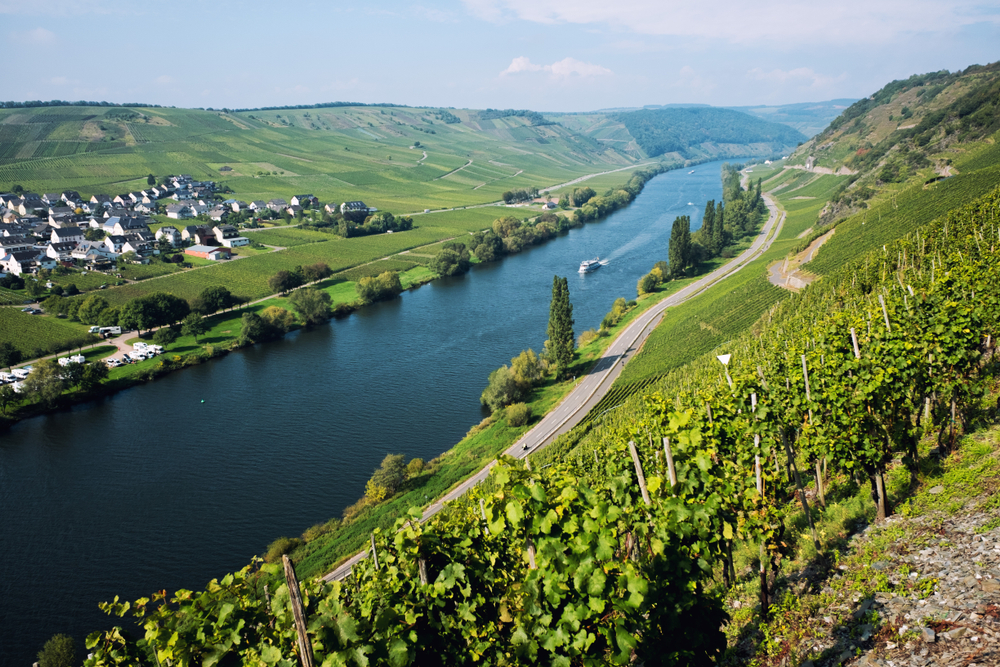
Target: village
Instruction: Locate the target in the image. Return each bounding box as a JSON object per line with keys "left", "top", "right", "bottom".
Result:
{"left": 0, "top": 175, "right": 373, "bottom": 275}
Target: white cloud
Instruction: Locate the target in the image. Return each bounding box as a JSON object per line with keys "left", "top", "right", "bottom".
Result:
{"left": 50, "top": 76, "right": 69, "bottom": 85}
{"left": 502, "top": 56, "right": 544, "bottom": 74}
{"left": 501, "top": 56, "right": 612, "bottom": 78}
{"left": 464, "top": 0, "right": 1000, "bottom": 45}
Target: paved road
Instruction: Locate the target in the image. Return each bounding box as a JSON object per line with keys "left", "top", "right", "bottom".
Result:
{"left": 322, "top": 188, "right": 786, "bottom": 582}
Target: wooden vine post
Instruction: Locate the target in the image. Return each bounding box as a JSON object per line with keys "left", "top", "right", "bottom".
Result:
{"left": 282, "top": 555, "right": 315, "bottom": 667}
{"left": 801, "top": 354, "right": 825, "bottom": 507}
{"left": 752, "top": 394, "right": 768, "bottom": 618}
{"left": 661, "top": 437, "right": 677, "bottom": 488}
{"left": 628, "top": 440, "right": 651, "bottom": 506}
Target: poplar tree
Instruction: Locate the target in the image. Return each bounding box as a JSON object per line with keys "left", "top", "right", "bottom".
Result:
{"left": 547, "top": 276, "right": 575, "bottom": 377}
{"left": 701, "top": 200, "right": 715, "bottom": 254}
{"left": 712, "top": 201, "right": 727, "bottom": 254}
{"left": 667, "top": 215, "right": 691, "bottom": 278}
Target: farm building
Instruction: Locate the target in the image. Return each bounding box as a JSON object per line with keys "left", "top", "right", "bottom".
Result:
{"left": 185, "top": 245, "right": 231, "bottom": 261}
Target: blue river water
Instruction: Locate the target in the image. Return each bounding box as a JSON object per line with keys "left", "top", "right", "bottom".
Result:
{"left": 0, "top": 160, "right": 730, "bottom": 665}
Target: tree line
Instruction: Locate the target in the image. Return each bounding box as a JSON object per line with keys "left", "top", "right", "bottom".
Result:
{"left": 637, "top": 164, "right": 767, "bottom": 293}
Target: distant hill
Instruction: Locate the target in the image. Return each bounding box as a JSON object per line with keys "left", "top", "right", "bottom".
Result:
{"left": 610, "top": 107, "right": 806, "bottom": 160}
{"left": 729, "top": 99, "right": 857, "bottom": 139}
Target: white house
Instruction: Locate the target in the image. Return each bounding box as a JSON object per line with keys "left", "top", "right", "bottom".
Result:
{"left": 155, "top": 226, "right": 182, "bottom": 246}
{"left": 165, "top": 204, "right": 192, "bottom": 220}
{"left": 213, "top": 224, "right": 250, "bottom": 248}
{"left": 51, "top": 226, "right": 84, "bottom": 245}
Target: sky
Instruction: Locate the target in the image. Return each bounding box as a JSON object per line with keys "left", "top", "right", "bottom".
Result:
{"left": 3, "top": 0, "right": 999, "bottom": 111}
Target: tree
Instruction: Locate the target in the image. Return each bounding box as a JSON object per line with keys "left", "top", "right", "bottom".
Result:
{"left": 0, "top": 342, "right": 22, "bottom": 370}
{"left": 182, "top": 313, "right": 207, "bottom": 342}
{"left": 268, "top": 270, "right": 302, "bottom": 295}
{"left": 288, "top": 287, "right": 331, "bottom": 325}
{"left": 37, "top": 633, "right": 75, "bottom": 667}
{"left": 98, "top": 307, "right": 121, "bottom": 328}
{"left": 712, "top": 201, "right": 727, "bottom": 253}
{"left": 79, "top": 361, "right": 110, "bottom": 391}
{"left": 667, "top": 215, "right": 691, "bottom": 278}
{"left": 637, "top": 270, "right": 660, "bottom": 295}
{"left": 22, "top": 359, "right": 65, "bottom": 407}
{"left": 471, "top": 230, "right": 503, "bottom": 262}
{"left": 63, "top": 283, "right": 78, "bottom": 296}
{"left": 0, "top": 384, "right": 17, "bottom": 414}
{"left": 356, "top": 271, "right": 403, "bottom": 303}
{"left": 301, "top": 262, "right": 332, "bottom": 283}
{"left": 153, "top": 326, "right": 179, "bottom": 346}
{"left": 480, "top": 365, "right": 527, "bottom": 412}
{"left": 365, "top": 453, "right": 408, "bottom": 501}
{"left": 146, "top": 174, "right": 156, "bottom": 186}
{"left": 510, "top": 348, "right": 543, "bottom": 389}
{"left": 492, "top": 216, "right": 522, "bottom": 238}
{"left": 24, "top": 278, "right": 44, "bottom": 299}
{"left": 546, "top": 275, "right": 575, "bottom": 377}
{"left": 701, "top": 199, "right": 716, "bottom": 253}
{"left": 193, "top": 286, "right": 235, "bottom": 314}
{"left": 119, "top": 293, "right": 189, "bottom": 333}
{"left": 429, "top": 244, "right": 471, "bottom": 276}
{"left": 260, "top": 306, "right": 296, "bottom": 334}
{"left": 239, "top": 312, "right": 267, "bottom": 344}
{"left": 78, "top": 294, "right": 110, "bottom": 325}
{"left": 119, "top": 250, "right": 138, "bottom": 264}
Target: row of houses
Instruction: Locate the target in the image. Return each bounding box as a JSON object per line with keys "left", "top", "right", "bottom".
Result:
{"left": 0, "top": 175, "right": 218, "bottom": 227}
{"left": 0, "top": 214, "right": 248, "bottom": 275}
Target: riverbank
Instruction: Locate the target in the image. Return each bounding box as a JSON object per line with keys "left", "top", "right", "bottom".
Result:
{"left": 0, "top": 161, "right": 681, "bottom": 431}
{"left": 1, "top": 159, "right": 746, "bottom": 666}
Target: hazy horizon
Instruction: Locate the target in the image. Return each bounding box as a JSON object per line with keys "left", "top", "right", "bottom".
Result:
{"left": 4, "top": 0, "right": 998, "bottom": 112}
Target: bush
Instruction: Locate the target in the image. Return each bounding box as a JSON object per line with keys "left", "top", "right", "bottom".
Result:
{"left": 577, "top": 328, "right": 600, "bottom": 347}
{"left": 302, "top": 518, "right": 340, "bottom": 542}
{"left": 37, "top": 633, "right": 75, "bottom": 667}
{"left": 406, "top": 458, "right": 425, "bottom": 478}
{"left": 264, "top": 536, "right": 302, "bottom": 563}
{"left": 506, "top": 402, "right": 532, "bottom": 427}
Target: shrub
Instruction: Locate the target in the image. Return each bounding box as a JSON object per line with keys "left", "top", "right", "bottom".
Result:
{"left": 37, "top": 633, "right": 75, "bottom": 667}
{"left": 302, "top": 518, "right": 340, "bottom": 542}
{"left": 577, "top": 328, "right": 600, "bottom": 347}
{"left": 406, "top": 458, "right": 425, "bottom": 478}
{"left": 264, "top": 536, "right": 302, "bottom": 563}
{"left": 465, "top": 414, "right": 496, "bottom": 438}
{"left": 506, "top": 402, "right": 532, "bottom": 427}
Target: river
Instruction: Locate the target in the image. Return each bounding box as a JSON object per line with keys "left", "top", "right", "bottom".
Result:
{"left": 0, "top": 160, "right": 730, "bottom": 665}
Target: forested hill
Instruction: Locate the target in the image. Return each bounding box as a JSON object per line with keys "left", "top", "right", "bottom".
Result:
{"left": 611, "top": 107, "right": 807, "bottom": 160}
{"left": 787, "top": 60, "right": 1000, "bottom": 221}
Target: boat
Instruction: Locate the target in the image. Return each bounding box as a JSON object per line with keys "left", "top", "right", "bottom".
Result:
{"left": 687, "top": 202, "right": 694, "bottom": 206}
{"left": 579, "top": 257, "right": 602, "bottom": 273}
{"left": 688, "top": 170, "right": 695, "bottom": 174}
